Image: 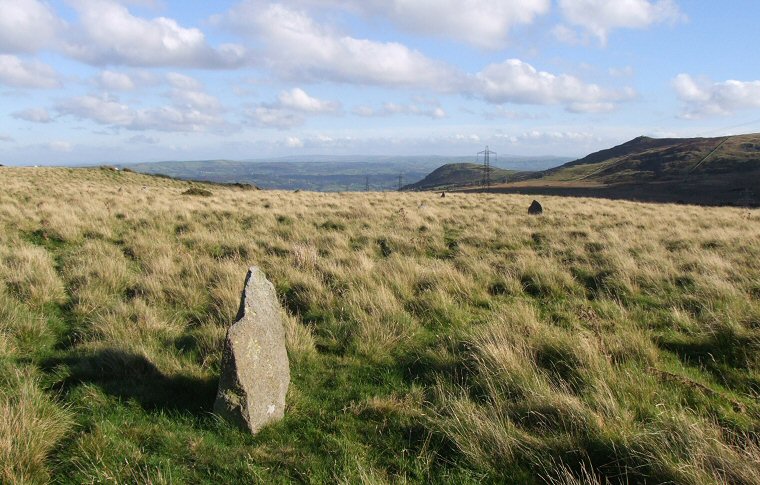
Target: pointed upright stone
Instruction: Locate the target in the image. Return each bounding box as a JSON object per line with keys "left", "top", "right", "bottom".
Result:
{"left": 214, "top": 267, "right": 290, "bottom": 434}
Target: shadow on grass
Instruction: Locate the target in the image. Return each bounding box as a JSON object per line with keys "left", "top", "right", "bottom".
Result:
{"left": 42, "top": 348, "right": 217, "bottom": 414}
{"left": 655, "top": 333, "right": 760, "bottom": 395}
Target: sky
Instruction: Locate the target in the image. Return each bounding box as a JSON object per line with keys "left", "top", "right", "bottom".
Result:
{"left": 2, "top": 0, "right": 760, "bottom": 165}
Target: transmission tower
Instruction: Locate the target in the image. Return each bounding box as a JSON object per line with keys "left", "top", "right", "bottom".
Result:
{"left": 398, "top": 174, "right": 404, "bottom": 191}
{"left": 365, "top": 175, "right": 370, "bottom": 192}
{"left": 477, "top": 146, "right": 497, "bottom": 188}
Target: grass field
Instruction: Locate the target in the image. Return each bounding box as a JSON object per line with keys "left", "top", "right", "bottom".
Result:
{"left": 1, "top": 167, "right": 759, "bottom": 484}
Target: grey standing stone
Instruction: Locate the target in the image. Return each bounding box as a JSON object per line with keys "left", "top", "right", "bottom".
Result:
{"left": 528, "top": 200, "right": 543, "bottom": 215}
{"left": 214, "top": 267, "right": 290, "bottom": 434}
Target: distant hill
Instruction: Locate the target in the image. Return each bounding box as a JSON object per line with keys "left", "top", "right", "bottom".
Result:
{"left": 401, "top": 163, "right": 529, "bottom": 191}
{"left": 121, "top": 155, "right": 569, "bottom": 192}
{"left": 122, "top": 159, "right": 442, "bottom": 191}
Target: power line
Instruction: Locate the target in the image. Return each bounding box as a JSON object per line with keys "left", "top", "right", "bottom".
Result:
{"left": 477, "top": 146, "right": 497, "bottom": 188}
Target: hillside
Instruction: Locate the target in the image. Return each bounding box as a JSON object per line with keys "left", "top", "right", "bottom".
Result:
{"left": 1, "top": 167, "right": 759, "bottom": 483}
{"left": 401, "top": 163, "right": 525, "bottom": 190}
{"left": 451, "top": 133, "right": 760, "bottom": 206}
{"left": 544, "top": 133, "right": 760, "bottom": 183}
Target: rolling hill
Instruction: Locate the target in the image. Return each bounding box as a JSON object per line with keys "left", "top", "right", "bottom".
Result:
{"left": 417, "top": 133, "right": 760, "bottom": 206}
{"left": 543, "top": 133, "right": 760, "bottom": 183}
{"left": 119, "top": 155, "right": 570, "bottom": 192}
{"left": 400, "top": 163, "right": 528, "bottom": 191}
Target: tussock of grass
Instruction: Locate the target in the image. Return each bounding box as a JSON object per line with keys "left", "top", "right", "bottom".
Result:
{"left": 0, "top": 366, "right": 73, "bottom": 484}
{"left": 0, "top": 167, "right": 758, "bottom": 483}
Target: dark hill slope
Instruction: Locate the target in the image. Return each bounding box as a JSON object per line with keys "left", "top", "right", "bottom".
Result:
{"left": 544, "top": 133, "right": 760, "bottom": 184}
{"left": 402, "top": 163, "right": 528, "bottom": 191}
{"left": 457, "top": 133, "right": 760, "bottom": 206}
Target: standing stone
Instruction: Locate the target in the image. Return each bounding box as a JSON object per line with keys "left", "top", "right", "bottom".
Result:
{"left": 215, "top": 267, "right": 290, "bottom": 434}
{"left": 528, "top": 200, "right": 543, "bottom": 215}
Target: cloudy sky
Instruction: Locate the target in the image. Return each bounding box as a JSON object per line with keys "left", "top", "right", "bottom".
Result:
{"left": 2, "top": 0, "right": 760, "bottom": 165}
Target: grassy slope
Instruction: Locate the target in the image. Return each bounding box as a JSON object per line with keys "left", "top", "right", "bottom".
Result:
{"left": 542, "top": 133, "right": 760, "bottom": 183}
{"left": 1, "top": 167, "right": 759, "bottom": 483}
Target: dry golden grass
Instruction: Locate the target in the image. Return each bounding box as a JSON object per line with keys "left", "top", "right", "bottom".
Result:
{"left": 0, "top": 166, "right": 758, "bottom": 483}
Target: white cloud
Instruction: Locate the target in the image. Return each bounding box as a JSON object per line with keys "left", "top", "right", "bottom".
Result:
{"left": 473, "top": 59, "right": 633, "bottom": 112}
{"left": 558, "top": 0, "right": 683, "bottom": 44}
{"left": 551, "top": 24, "right": 587, "bottom": 45}
{"left": 96, "top": 70, "right": 136, "bottom": 90}
{"left": 166, "top": 72, "right": 202, "bottom": 90}
{"left": 65, "top": 0, "right": 247, "bottom": 68}
{"left": 12, "top": 108, "right": 52, "bottom": 123}
{"left": 285, "top": 136, "right": 304, "bottom": 148}
{"left": 362, "top": 0, "right": 550, "bottom": 50}
{"left": 170, "top": 89, "right": 222, "bottom": 112}
{"left": 278, "top": 88, "right": 340, "bottom": 113}
{"left": 0, "top": 134, "right": 15, "bottom": 143}
{"left": 245, "top": 106, "right": 303, "bottom": 130}
{"left": 245, "top": 88, "right": 340, "bottom": 128}
{"left": 57, "top": 95, "right": 134, "bottom": 125}
{"left": 220, "top": 3, "right": 460, "bottom": 89}
{"left": 0, "top": 0, "right": 61, "bottom": 53}
{"left": 55, "top": 93, "right": 225, "bottom": 132}
{"left": 237, "top": 0, "right": 550, "bottom": 49}
{"left": 162, "top": 73, "right": 224, "bottom": 112}
{"left": 673, "top": 74, "right": 760, "bottom": 118}
{"left": 354, "top": 100, "right": 446, "bottom": 119}
{"left": 0, "top": 55, "right": 60, "bottom": 88}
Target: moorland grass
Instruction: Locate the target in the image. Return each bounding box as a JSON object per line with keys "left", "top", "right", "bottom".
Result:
{"left": 0, "top": 167, "right": 758, "bottom": 483}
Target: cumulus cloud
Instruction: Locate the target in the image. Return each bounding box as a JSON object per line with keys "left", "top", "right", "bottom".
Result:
{"left": 278, "top": 88, "right": 340, "bottom": 113}
{"left": 0, "top": 55, "right": 60, "bottom": 88}
{"left": 558, "top": 0, "right": 683, "bottom": 44}
{"left": 230, "top": 0, "right": 550, "bottom": 49}
{"left": 380, "top": 0, "right": 550, "bottom": 49}
{"left": 245, "top": 88, "right": 341, "bottom": 128}
{"left": 96, "top": 70, "right": 136, "bottom": 90}
{"left": 12, "top": 108, "right": 52, "bottom": 123}
{"left": 673, "top": 74, "right": 760, "bottom": 118}
{"left": 64, "top": 0, "right": 247, "bottom": 68}
{"left": 163, "top": 74, "right": 223, "bottom": 112}
{"left": 219, "top": 3, "right": 461, "bottom": 89}
{"left": 166, "top": 72, "right": 202, "bottom": 90}
{"left": 245, "top": 106, "right": 304, "bottom": 130}
{"left": 55, "top": 93, "right": 225, "bottom": 132}
{"left": 0, "top": 0, "right": 62, "bottom": 53}
{"left": 473, "top": 58, "right": 633, "bottom": 112}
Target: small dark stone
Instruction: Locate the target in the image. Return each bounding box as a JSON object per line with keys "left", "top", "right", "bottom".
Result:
{"left": 441, "top": 192, "right": 446, "bottom": 198}
{"left": 528, "top": 200, "right": 543, "bottom": 215}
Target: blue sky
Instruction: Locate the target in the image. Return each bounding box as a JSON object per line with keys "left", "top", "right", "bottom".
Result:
{"left": 2, "top": 0, "right": 760, "bottom": 165}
